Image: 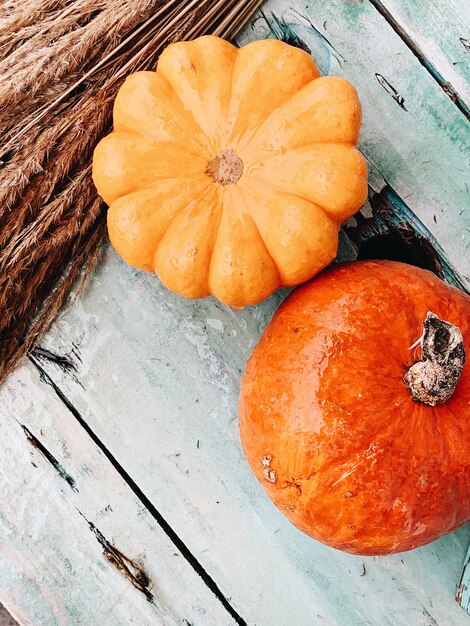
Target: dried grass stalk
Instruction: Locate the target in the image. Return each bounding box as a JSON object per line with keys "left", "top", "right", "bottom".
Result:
{"left": 0, "top": 0, "right": 262, "bottom": 382}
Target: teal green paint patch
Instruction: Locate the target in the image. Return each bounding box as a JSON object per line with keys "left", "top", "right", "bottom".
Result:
{"left": 307, "top": 0, "right": 367, "bottom": 20}
{"left": 0, "top": 567, "right": 59, "bottom": 626}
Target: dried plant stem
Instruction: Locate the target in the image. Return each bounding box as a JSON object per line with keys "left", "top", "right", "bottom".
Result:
{"left": 0, "top": 0, "right": 261, "bottom": 382}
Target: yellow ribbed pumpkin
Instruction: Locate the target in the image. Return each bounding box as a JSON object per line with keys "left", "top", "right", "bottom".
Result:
{"left": 92, "top": 36, "right": 367, "bottom": 307}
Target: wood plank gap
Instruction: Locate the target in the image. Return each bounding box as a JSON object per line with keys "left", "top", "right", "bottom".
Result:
{"left": 28, "top": 355, "right": 247, "bottom": 626}
{"left": 368, "top": 0, "right": 470, "bottom": 120}
{"left": 380, "top": 184, "right": 469, "bottom": 293}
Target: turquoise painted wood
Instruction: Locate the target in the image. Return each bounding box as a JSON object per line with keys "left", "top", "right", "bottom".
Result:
{"left": 373, "top": 0, "right": 470, "bottom": 113}
{"left": 0, "top": 364, "right": 236, "bottom": 626}
{"left": 1, "top": 1, "right": 470, "bottom": 624}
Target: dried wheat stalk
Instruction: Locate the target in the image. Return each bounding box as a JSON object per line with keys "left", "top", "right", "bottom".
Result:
{"left": 0, "top": 0, "right": 262, "bottom": 382}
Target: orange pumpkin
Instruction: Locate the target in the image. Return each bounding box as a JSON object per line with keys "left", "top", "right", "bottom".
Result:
{"left": 239, "top": 261, "right": 470, "bottom": 554}
{"left": 92, "top": 36, "right": 367, "bottom": 307}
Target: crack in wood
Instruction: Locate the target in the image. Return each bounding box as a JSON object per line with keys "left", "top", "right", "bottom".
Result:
{"left": 355, "top": 215, "right": 444, "bottom": 278}
{"left": 29, "top": 356, "right": 247, "bottom": 625}
{"left": 290, "top": 8, "right": 347, "bottom": 66}
{"left": 20, "top": 424, "right": 78, "bottom": 492}
{"left": 369, "top": 0, "right": 470, "bottom": 120}
{"left": 29, "top": 345, "right": 86, "bottom": 391}
{"left": 457, "top": 549, "right": 470, "bottom": 608}
{"left": 421, "top": 606, "right": 439, "bottom": 626}
{"left": 78, "top": 511, "right": 159, "bottom": 607}
{"left": 375, "top": 73, "right": 407, "bottom": 110}
{"left": 30, "top": 346, "right": 77, "bottom": 372}
{"left": 342, "top": 183, "right": 468, "bottom": 294}
{"left": 456, "top": 580, "right": 467, "bottom": 605}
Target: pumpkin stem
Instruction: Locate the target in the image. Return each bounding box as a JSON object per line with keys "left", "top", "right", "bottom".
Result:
{"left": 404, "top": 312, "right": 466, "bottom": 406}
{"left": 205, "top": 149, "right": 243, "bottom": 186}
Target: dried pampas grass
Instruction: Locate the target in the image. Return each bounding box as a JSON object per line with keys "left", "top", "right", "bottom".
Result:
{"left": 0, "top": 0, "right": 262, "bottom": 382}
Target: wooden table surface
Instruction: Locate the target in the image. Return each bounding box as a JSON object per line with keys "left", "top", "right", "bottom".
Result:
{"left": 1, "top": 1, "right": 470, "bottom": 624}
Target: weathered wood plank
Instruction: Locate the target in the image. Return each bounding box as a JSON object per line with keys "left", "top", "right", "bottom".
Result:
{"left": 0, "top": 365, "right": 237, "bottom": 626}
{"left": 375, "top": 0, "right": 470, "bottom": 113}
{"left": 236, "top": 0, "right": 470, "bottom": 289}
{"left": 26, "top": 243, "right": 470, "bottom": 626}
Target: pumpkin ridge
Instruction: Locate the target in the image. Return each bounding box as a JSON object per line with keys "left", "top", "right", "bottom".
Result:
{"left": 108, "top": 174, "right": 208, "bottom": 214}
{"left": 226, "top": 39, "right": 320, "bottom": 147}
{"left": 113, "top": 71, "right": 213, "bottom": 157}
{"left": 161, "top": 83, "right": 230, "bottom": 155}
{"left": 234, "top": 77, "right": 322, "bottom": 154}
{"left": 233, "top": 78, "right": 328, "bottom": 152}
{"left": 238, "top": 178, "right": 339, "bottom": 286}
{"left": 228, "top": 182, "right": 283, "bottom": 282}
{"left": 246, "top": 141, "right": 365, "bottom": 219}
{"left": 93, "top": 131, "right": 208, "bottom": 205}
{"left": 248, "top": 142, "right": 368, "bottom": 224}
{"left": 209, "top": 185, "right": 280, "bottom": 308}
{"left": 152, "top": 71, "right": 218, "bottom": 153}
{"left": 107, "top": 177, "right": 211, "bottom": 271}
{"left": 238, "top": 75, "right": 361, "bottom": 155}
{"left": 208, "top": 185, "right": 281, "bottom": 305}
{"left": 219, "top": 47, "right": 239, "bottom": 148}
{"left": 206, "top": 186, "right": 227, "bottom": 273}
{"left": 125, "top": 173, "right": 207, "bottom": 198}
{"left": 156, "top": 37, "right": 239, "bottom": 152}
{"left": 207, "top": 187, "right": 225, "bottom": 261}
{"left": 153, "top": 184, "right": 222, "bottom": 298}
{"left": 113, "top": 126, "right": 210, "bottom": 161}
{"left": 242, "top": 176, "right": 338, "bottom": 226}
{"left": 152, "top": 179, "right": 215, "bottom": 263}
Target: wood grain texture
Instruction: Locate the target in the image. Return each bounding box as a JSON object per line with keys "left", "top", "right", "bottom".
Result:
{"left": 236, "top": 0, "right": 470, "bottom": 289}
{"left": 0, "top": 364, "right": 236, "bottom": 626}
{"left": 374, "top": 0, "right": 470, "bottom": 113}
{"left": 26, "top": 243, "right": 470, "bottom": 626}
